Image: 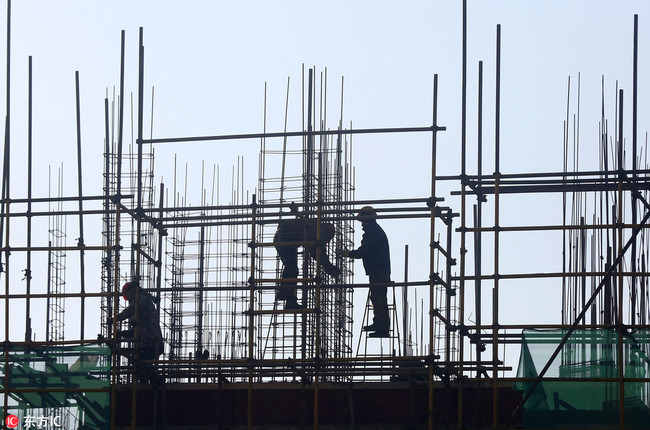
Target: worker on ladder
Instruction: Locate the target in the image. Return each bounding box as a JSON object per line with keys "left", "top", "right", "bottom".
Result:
{"left": 340, "top": 206, "right": 391, "bottom": 338}
{"left": 274, "top": 202, "right": 341, "bottom": 309}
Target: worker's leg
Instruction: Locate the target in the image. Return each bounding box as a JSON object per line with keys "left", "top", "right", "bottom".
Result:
{"left": 368, "top": 273, "right": 390, "bottom": 332}
{"left": 137, "top": 346, "right": 157, "bottom": 383}
{"left": 275, "top": 244, "right": 299, "bottom": 301}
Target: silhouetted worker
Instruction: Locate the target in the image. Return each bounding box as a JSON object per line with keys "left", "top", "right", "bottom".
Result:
{"left": 340, "top": 206, "right": 391, "bottom": 337}
{"left": 274, "top": 204, "right": 341, "bottom": 309}
{"left": 108, "top": 281, "right": 164, "bottom": 383}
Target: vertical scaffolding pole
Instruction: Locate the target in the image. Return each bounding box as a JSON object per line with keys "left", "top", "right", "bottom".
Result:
{"left": 110, "top": 29, "right": 126, "bottom": 430}
{"left": 2, "top": 0, "right": 11, "bottom": 420}
{"left": 25, "top": 56, "right": 32, "bottom": 342}
{"left": 314, "top": 153, "right": 324, "bottom": 430}
{"left": 492, "top": 23, "right": 502, "bottom": 430}
{"left": 247, "top": 194, "right": 258, "bottom": 430}
{"left": 475, "top": 60, "right": 484, "bottom": 377}
{"left": 427, "top": 73, "right": 439, "bottom": 430}
{"left": 155, "top": 184, "right": 165, "bottom": 301}
{"left": 303, "top": 68, "right": 314, "bottom": 363}
{"left": 631, "top": 14, "right": 638, "bottom": 326}
{"left": 458, "top": 0, "right": 468, "bottom": 425}
{"left": 129, "top": 26, "right": 146, "bottom": 430}
{"left": 197, "top": 222, "right": 206, "bottom": 368}
{"left": 75, "top": 70, "right": 87, "bottom": 340}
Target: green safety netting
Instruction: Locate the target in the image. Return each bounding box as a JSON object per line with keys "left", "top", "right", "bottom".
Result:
{"left": 1, "top": 344, "right": 111, "bottom": 429}
{"left": 515, "top": 329, "right": 650, "bottom": 429}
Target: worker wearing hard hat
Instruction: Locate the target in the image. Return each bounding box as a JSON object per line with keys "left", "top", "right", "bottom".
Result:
{"left": 108, "top": 280, "right": 164, "bottom": 383}
{"left": 340, "top": 206, "right": 391, "bottom": 337}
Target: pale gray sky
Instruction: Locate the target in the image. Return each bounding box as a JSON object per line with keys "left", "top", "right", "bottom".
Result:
{"left": 2, "top": 1, "right": 649, "bottom": 371}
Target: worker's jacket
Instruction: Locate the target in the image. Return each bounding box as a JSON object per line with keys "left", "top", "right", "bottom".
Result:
{"left": 349, "top": 220, "right": 391, "bottom": 277}
{"left": 117, "top": 292, "right": 164, "bottom": 352}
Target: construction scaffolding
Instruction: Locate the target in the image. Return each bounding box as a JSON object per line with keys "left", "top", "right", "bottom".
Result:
{"left": 1, "top": 5, "right": 650, "bottom": 430}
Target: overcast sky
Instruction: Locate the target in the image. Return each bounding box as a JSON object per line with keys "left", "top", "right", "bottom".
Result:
{"left": 2, "top": 1, "right": 649, "bottom": 371}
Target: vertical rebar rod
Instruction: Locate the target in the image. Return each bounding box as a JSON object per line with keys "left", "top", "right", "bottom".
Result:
{"left": 562, "top": 76, "right": 571, "bottom": 325}
{"left": 155, "top": 184, "right": 164, "bottom": 301}
{"left": 280, "top": 77, "right": 290, "bottom": 206}
{"left": 104, "top": 96, "right": 112, "bottom": 330}
{"left": 117, "top": 31, "right": 125, "bottom": 200}
{"left": 137, "top": 28, "right": 145, "bottom": 212}
{"left": 403, "top": 244, "right": 409, "bottom": 356}
{"left": 46, "top": 239, "right": 52, "bottom": 341}
{"left": 616, "top": 88, "right": 625, "bottom": 430}
{"left": 336, "top": 76, "right": 346, "bottom": 365}
{"left": 445, "top": 213, "right": 454, "bottom": 360}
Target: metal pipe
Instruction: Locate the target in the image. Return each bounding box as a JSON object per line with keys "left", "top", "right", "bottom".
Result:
{"left": 75, "top": 70, "right": 87, "bottom": 340}
{"left": 475, "top": 60, "right": 484, "bottom": 378}
{"left": 458, "top": 1, "right": 468, "bottom": 426}
{"left": 631, "top": 14, "right": 639, "bottom": 327}
{"left": 616, "top": 88, "right": 625, "bottom": 430}
{"left": 129, "top": 26, "right": 146, "bottom": 430}
{"left": 25, "top": 56, "right": 32, "bottom": 342}
{"left": 2, "top": 0, "right": 11, "bottom": 420}
{"left": 110, "top": 30, "right": 127, "bottom": 430}
{"left": 427, "top": 73, "right": 439, "bottom": 430}
{"left": 104, "top": 96, "right": 112, "bottom": 334}
{"left": 403, "top": 244, "right": 409, "bottom": 356}
{"left": 313, "top": 152, "right": 323, "bottom": 430}
{"left": 492, "top": 23, "right": 502, "bottom": 430}
{"left": 142, "top": 125, "right": 444, "bottom": 145}
{"left": 155, "top": 184, "right": 165, "bottom": 302}
{"left": 247, "top": 194, "right": 258, "bottom": 430}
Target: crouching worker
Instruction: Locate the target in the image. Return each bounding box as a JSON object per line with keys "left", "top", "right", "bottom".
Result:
{"left": 274, "top": 205, "right": 341, "bottom": 310}
{"left": 108, "top": 281, "right": 164, "bottom": 383}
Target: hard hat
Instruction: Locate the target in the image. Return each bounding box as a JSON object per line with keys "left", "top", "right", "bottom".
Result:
{"left": 356, "top": 206, "right": 377, "bottom": 220}
{"left": 122, "top": 281, "right": 135, "bottom": 300}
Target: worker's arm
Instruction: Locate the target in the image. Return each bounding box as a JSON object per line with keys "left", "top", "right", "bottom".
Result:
{"left": 116, "top": 303, "right": 135, "bottom": 322}
{"left": 317, "top": 245, "right": 341, "bottom": 278}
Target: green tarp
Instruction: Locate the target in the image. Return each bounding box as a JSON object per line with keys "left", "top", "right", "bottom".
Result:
{"left": 1, "top": 344, "right": 111, "bottom": 429}
{"left": 515, "top": 329, "right": 650, "bottom": 429}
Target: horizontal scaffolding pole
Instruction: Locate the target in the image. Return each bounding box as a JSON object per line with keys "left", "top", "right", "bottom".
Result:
{"left": 437, "top": 167, "right": 650, "bottom": 183}
{"left": 459, "top": 223, "right": 650, "bottom": 233}
{"left": 456, "top": 181, "right": 650, "bottom": 195}
{"left": 142, "top": 125, "right": 445, "bottom": 145}
{"left": 455, "top": 270, "right": 650, "bottom": 282}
